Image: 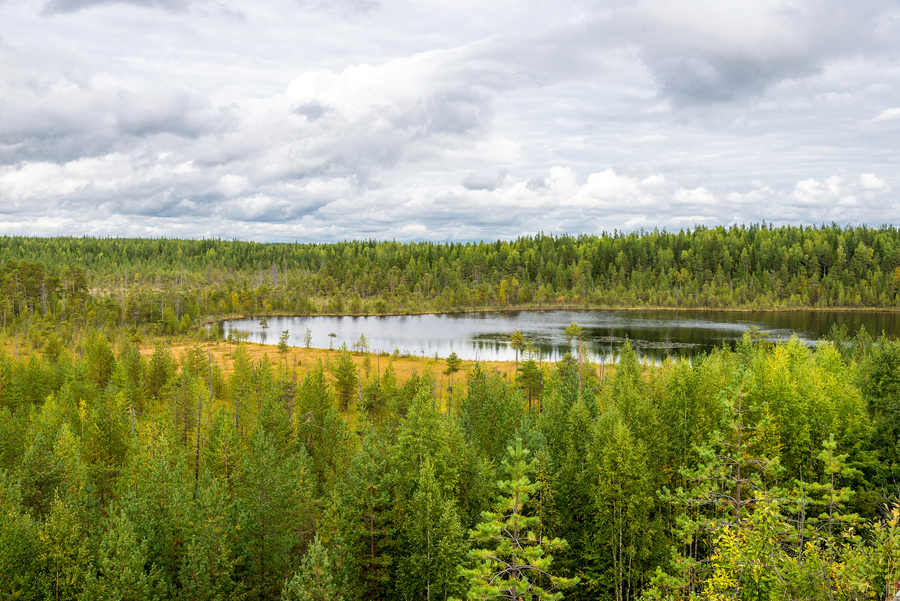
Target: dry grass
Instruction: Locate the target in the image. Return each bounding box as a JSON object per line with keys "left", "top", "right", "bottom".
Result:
{"left": 141, "top": 341, "right": 518, "bottom": 402}
{"left": 139, "top": 340, "right": 619, "bottom": 409}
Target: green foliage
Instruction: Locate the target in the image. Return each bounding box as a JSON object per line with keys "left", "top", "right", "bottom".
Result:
{"left": 516, "top": 353, "right": 542, "bottom": 411}
{"left": 510, "top": 330, "right": 524, "bottom": 369}
{"left": 588, "top": 411, "right": 660, "bottom": 600}
{"left": 7, "top": 225, "right": 900, "bottom": 328}
{"left": 333, "top": 344, "right": 358, "bottom": 411}
{"left": 235, "top": 428, "right": 313, "bottom": 601}
{"left": 146, "top": 343, "right": 175, "bottom": 400}
{"left": 19, "top": 430, "right": 64, "bottom": 519}
{"left": 295, "top": 365, "right": 353, "bottom": 494}
{"left": 0, "top": 470, "right": 40, "bottom": 600}
{"left": 0, "top": 272, "right": 897, "bottom": 600}
{"left": 564, "top": 323, "right": 581, "bottom": 347}
{"left": 352, "top": 333, "right": 369, "bottom": 354}
{"left": 396, "top": 458, "right": 467, "bottom": 600}
{"left": 278, "top": 330, "right": 290, "bottom": 359}
{"left": 282, "top": 534, "right": 342, "bottom": 601}
{"left": 82, "top": 391, "right": 133, "bottom": 513}
{"left": 460, "top": 364, "right": 523, "bottom": 463}
{"left": 37, "top": 495, "right": 91, "bottom": 601}
{"left": 81, "top": 510, "right": 165, "bottom": 601}
{"left": 444, "top": 352, "right": 462, "bottom": 377}
{"left": 178, "top": 475, "right": 240, "bottom": 601}
{"left": 341, "top": 424, "right": 395, "bottom": 600}
{"left": 460, "top": 438, "right": 577, "bottom": 600}
{"left": 83, "top": 330, "right": 116, "bottom": 390}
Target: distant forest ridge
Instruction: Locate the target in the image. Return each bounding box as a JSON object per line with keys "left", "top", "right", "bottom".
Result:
{"left": 2, "top": 223, "right": 900, "bottom": 328}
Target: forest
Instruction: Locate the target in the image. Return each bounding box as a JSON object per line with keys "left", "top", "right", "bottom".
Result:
{"left": 0, "top": 226, "right": 900, "bottom": 600}
{"left": 3, "top": 223, "right": 900, "bottom": 335}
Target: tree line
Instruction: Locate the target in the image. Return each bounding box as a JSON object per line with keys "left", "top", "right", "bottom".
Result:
{"left": 4, "top": 224, "right": 900, "bottom": 333}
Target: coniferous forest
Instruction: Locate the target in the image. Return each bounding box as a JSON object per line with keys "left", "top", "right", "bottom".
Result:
{"left": 2, "top": 225, "right": 900, "bottom": 600}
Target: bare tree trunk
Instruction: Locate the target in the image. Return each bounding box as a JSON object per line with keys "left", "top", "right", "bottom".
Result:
{"left": 194, "top": 390, "right": 203, "bottom": 500}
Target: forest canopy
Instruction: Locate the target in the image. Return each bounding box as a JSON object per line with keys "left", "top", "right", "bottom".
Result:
{"left": 0, "top": 227, "right": 900, "bottom": 600}
{"left": 1, "top": 223, "right": 900, "bottom": 333}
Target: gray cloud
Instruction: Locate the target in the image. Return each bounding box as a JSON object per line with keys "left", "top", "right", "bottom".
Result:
{"left": 293, "top": 101, "right": 329, "bottom": 121}
{"left": 0, "top": 0, "right": 897, "bottom": 241}
{"left": 44, "top": 0, "right": 192, "bottom": 13}
{"left": 595, "top": 0, "right": 900, "bottom": 105}
{"left": 295, "top": 0, "right": 379, "bottom": 16}
{"left": 462, "top": 169, "right": 509, "bottom": 191}
{"left": 115, "top": 90, "right": 232, "bottom": 138}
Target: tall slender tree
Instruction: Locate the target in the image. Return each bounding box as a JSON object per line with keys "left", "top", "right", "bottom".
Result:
{"left": 460, "top": 438, "right": 577, "bottom": 601}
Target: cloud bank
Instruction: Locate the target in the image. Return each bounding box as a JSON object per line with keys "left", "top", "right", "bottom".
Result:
{"left": 0, "top": 0, "right": 898, "bottom": 241}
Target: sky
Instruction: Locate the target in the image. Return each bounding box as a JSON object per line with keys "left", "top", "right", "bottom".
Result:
{"left": 1, "top": 0, "right": 899, "bottom": 242}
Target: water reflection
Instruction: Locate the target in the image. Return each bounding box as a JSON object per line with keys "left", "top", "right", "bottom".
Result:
{"left": 221, "top": 310, "right": 900, "bottom": 363}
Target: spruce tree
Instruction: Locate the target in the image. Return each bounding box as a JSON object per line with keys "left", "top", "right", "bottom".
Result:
{"left": 235, "top": 428, "right": 314, "bottom": 601}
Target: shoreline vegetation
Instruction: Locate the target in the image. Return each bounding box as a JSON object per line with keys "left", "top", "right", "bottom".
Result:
{"left": 1, "top": 226, "right": 900, "bottom": 600}
{"left": 3, "top": 223, "right": 900, "bottom": 339}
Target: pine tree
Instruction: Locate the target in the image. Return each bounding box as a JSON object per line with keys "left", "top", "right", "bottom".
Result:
{"left": 443, "top": 352, "right": 462, "bottom": 412}
{"left": 510, "top": 331, "right": 524, "bottom": 372}
{"left": 19, "top": 430, "right": 64, "bottom": 519}
{"left": 333, "top": 344, "right": 358, "bottom": 411}
{"left": 81, "top": 510, "right": 165, "bottom": 601}
{"left": 517, "top": 350, "right": 542, "bottom": 412}
{"left": 278, "top": 330, "right": 290, "bottom": 362}
{"left": 178, "top": 475, "right": 239, "bottom": 601}
{"left": 83, "top": 330, "right": 116, "bottom": 390}
{"left": 120, "top": 434, "right": 192, "bottom": 596}
{"left": 342, "top": 424, "right": 395, "bottom": 601}
{"left": 82, "top": 390, "right": 133, "bottom": 514}
{"left": 282, "top": 534, "right": 342, "bottom": 601}
{"left": 398, "top": 458, "right": 466, "bottom": 601}
{"left": 295, "top": 364, "right": 354, "bottom": 495}
{"left": 145, "top": 343, "right": 175, "bottom": 401}
{"left": 460, "top": 438, "right": 577, "bottom": 601}
{"left": 37, "top": 495, "right": 91, "bottom": 601}
{"left": 235, "top": 428, "right": 314, "bottom": 601}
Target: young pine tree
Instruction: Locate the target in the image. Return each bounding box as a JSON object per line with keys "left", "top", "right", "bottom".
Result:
{"left": 333, "top": 344, "right": 358, "bottom": 412}
{"left": 397, "top": 457, "right": 467, "bottom": 601}
{"left": 460, "top": 438, "right": 577, "bottom": 601}
{"left": 81, "top": 510, "right": 165, "bottom": 601}
{"left": 342, "top": 424, "right": 395, "bottom": 601}
{"left": 282, "top": 534, "right": 342, "bottom": 601}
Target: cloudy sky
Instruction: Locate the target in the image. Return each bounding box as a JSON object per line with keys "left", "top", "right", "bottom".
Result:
{"left": 1, "top": 0, "right": 899, "bottom": 242}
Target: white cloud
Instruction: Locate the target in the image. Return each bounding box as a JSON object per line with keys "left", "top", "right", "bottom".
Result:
{"left": 873, "top": 107, "right": 900, "bottom": 121}
{"left": 0, "top": 0, "right": 897, "bottom": 240}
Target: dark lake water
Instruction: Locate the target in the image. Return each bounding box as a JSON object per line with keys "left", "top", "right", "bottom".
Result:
{"left": 222, "top": 310, "right": 900, "bottom": 363}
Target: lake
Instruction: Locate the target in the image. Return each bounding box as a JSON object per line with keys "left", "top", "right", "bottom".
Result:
{"left": 221, "top": 309, "right": 900, "bottom": 363}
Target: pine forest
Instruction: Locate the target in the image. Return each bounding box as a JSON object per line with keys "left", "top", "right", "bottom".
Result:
{"left": 1, "top": 224, "right": 900, "bottom": 600}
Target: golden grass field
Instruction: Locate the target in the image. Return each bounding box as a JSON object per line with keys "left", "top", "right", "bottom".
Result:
{"left": 139, "top": 340, "right": 619, "bottom": 408}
